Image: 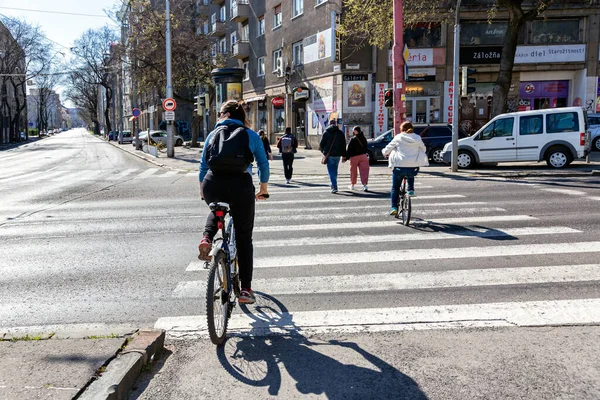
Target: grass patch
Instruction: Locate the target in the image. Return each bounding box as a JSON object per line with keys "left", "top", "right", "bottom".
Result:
{"left": 0, "top": 333, "right": 55, "bottom": 342}
{"left": 86, "top": 333, "right": 119, "bottom": 340}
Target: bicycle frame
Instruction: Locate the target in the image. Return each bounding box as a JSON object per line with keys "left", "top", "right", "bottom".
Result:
{"left": 211, "top": 210, "right": 238, "bottom": 299}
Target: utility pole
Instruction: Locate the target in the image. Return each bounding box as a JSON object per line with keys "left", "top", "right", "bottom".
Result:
{"left": 451, "top": 0, "right": 462, "bottom": 172}
{"left": 392, "top": 0, "right": 406, "bottom": 135}
{"left": 165, "top": 0, "right": 174, "bottom": 158}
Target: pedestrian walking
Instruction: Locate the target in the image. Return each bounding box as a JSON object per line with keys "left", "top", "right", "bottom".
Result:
{"left": 259, "top": 130, "right": 273, "bottom": 161}
{"left": 343, "top": 126, "right": 370, "bottom": 191}
{"left": 320, "top": 119, "right": 347, "bottom": 193}
{"left": 276, "top": 127, "right": 298, "bottom": 184}
{"left": 382, "top": 121, "right": 429, "bottom": 216}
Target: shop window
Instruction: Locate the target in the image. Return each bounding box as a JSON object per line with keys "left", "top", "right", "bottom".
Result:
{"left": 519, "top": 115, "right": 543, "bottom": 135}
{"left": 404, "top": 23, "right": 441, "bottom": 48}
{"left": 273, "top": 107, "right": 285, "bottom": 133}
{"left": 546, "top": 112, "right": 579, "bottom": 134}
{"left": 530, "top": 19, "right": 580, "bottom": 44}
{"left": 461, "top": 22, "right": 526, "bottom": 45}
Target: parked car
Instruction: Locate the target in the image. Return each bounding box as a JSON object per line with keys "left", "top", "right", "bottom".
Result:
{"left": 441, "top": 107, "right": 591, "bottom": 169}
{"left": 137, "top": 130, "right": 185, "bottom": 146}
{"left": 108, "top": 131, "right": 116, "bottom": 141}
{"left": 586, "top": 112, "right": 600, "bottom": 151}
{"left": 366, "top": 124, "right": 469, "bottom": 164}
{"left": 132, "top": 131, "right": 148, "bottom": 147}
{"left": 118, "top": 131, "right": 133, "bottom": 144}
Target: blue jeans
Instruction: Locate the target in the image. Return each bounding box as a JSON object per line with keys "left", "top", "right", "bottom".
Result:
{"left": 326, "top": 156, "right": 341, "bottom": 189}
{"left": 391, "top": 167, "right": 419, "bottom": 208}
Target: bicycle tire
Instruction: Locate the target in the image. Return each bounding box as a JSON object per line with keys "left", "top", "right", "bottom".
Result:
{"left": 400, "top": 178, "right": 411, "bottom": 226}
{"left": 206, "top": 250, "right": 230, "bottom": 345}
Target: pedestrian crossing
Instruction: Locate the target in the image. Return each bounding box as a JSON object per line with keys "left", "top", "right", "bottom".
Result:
{"left": 154, "top": 174, "right": 600, "bottom": 339}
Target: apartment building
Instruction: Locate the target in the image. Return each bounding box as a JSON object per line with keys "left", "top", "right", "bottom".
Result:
{"left": 199, "top": 0, "right": 600, "bottom": 143}
{"left": 0, "top": 22, "right": 27, "bottom": 144}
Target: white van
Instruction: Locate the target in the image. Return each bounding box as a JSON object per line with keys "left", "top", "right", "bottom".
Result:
{"left": 441, "top": 107, "right": 591, "bottom": 168}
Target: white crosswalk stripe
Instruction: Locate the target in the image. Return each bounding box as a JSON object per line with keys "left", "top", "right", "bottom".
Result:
{"left": 162, "top": 174, "right": 600, "bottom": 337}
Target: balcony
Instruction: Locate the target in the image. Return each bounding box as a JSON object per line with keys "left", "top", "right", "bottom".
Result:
{"left": 196, "top": 2, "right": 209, "bottom": 15}
{"left": 230, "top": 2, "right": 249, "bottom": 22}
{"left": 211, "top": 20, "right": 226, "bottom": 36}
{"left": 232, "top": 41, "right": 250, "bottom": 59}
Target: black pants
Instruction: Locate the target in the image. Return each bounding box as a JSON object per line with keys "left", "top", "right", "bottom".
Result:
{"left": 282, "top": 153, "right": 294, "bottom": 180}
{"left": 202, "top": 172, "right": 255, "bottom": 289}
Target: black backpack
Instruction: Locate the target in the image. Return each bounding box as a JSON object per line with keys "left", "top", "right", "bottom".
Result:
{"left": 206, "top": 125, "right": 254, "bottom": 173}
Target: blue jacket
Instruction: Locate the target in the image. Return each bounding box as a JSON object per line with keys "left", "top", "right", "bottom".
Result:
{"left": 199, "top": 118, "right": 270, "bottom": 183}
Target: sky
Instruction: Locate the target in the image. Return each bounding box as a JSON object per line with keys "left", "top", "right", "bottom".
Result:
{"left": 0, "top": 0, "right": 120, "bottom": 105}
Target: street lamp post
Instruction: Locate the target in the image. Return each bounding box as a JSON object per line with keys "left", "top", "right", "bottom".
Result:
{"left": 165, "top": 0, "right": 174, "bottom": 158}
{"left": 451, "top": 0, "right": 462, "bottom": 172}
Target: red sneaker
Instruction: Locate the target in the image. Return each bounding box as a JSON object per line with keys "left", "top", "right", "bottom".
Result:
{"left": 239, "top": 288, "right": 256, "bottom": 304}
{"left": 197, "top": 236, "right": 212, "bottom": 261}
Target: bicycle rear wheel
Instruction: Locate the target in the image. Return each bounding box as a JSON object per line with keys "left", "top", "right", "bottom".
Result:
{"left": 206, "top": 250, "right": 230, "bottom": 345}
{"left": 400, "top": 178, "right": 411, "bottom": 226}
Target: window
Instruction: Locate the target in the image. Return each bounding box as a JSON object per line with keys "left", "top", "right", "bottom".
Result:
{"left": 315, "top": 0, "right": 326, "bottom": 5}
{"left": 257, "top": 15, "right": 265, "bottom": 36}
{"left": 230, "top": 31, "right": 237, "bottom": 45}
{"left": 211, "top": 13, "right": 217, "bottom": 24}
{"left": 203, "top": 20, "right": 209, "bottom": 34}
{"left": 273, "top": 49, "right": 282, "bottom": 72}
{"left": 219, "top": 5, "right": 226, "bottom": 21}
{"left": 257, "top": 57, "right": 265, "bottom": 76}
{"left": 241, "top": 23, "right": 249, "bottom": 41}
{"left": 292, "top": 41, "right": 303, "bottom": 66}
{"left": 293, "top": 0, "right": 303, "bottom": 17}
{"left": 243, "top": 61, "right": 249, "bottom": 81}
{"left": 404, "top": 24, "right": 442, "bottom": 48}
{"left": 273, "top": 4, "right": 282, "bottom": 29}
{"left": 480, "top": 118, "right": 514, "bottom": 140}
{"left": 519, "top": 115, "right": 543, "bottom": 135}
{"left": 530, "top": 19, "right": 580, "bottom": 44}
{"left": 211, "top": 44, "right": 217, "bottom": 57}
{"left": 219, "top": 38, "right": 227, "bottom": 54}
{"left": 460, "top": 22, "right": 526, "bottom": 45}
{"left": 230, "top": 0, "right": 237, "bottom": 17}
{"left": 546, "top": 112, "right": 579, "bottom": 134}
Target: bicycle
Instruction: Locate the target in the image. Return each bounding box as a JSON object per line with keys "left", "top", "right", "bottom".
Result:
{"left": 205, "top": 201, "right": 240, "bottom": 345}
{"left": 394, "top": 170, "right": 416, "bottom": 226}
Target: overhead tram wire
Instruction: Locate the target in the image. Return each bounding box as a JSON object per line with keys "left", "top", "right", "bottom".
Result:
{"left": 0, "top": 6, "right": 108, "bottom": 18}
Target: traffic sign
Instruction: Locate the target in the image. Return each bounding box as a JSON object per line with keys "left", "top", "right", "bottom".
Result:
{"left": 132, "top": 108, "right": 141, "bottom": 118}
{"left": 163, "top": 98, "right": 176, "bottom": 111}
{"left": 165, "top": 111, "right": 175, "bottom": 121}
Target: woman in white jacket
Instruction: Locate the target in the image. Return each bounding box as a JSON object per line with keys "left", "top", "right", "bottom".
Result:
{"left": 382, "top": 121, "right": 429, "bottom": 215}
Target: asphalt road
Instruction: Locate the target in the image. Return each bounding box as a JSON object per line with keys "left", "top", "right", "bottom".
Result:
{"left": 2, "top": 129, "right": 600, "bottom": 398}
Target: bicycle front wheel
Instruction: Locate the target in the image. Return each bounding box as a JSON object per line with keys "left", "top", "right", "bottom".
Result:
{"left": 400, "top": 178, "right": 411, "bottom": 226}
{"left": 206, "top": 250, "right": 230, "bottom": 345}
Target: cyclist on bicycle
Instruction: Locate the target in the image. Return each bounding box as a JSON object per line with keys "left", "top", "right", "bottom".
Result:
{"left": 382, "top": 121, "right": 428, "bottom": 216}
{"left": 198, "top": 100, "right": 270, "bottom": 304}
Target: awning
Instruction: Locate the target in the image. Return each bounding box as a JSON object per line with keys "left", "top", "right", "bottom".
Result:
{"left": 244, "top": 95, "right": 266, "bottom": 103}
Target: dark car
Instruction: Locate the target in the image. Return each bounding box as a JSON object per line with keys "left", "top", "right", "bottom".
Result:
{"left": 366, "top": 124, "right": 469, "bottom": 164}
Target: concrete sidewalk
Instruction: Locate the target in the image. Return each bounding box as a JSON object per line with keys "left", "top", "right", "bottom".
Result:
{"left": 0, "top": 326, "right": 164, "bottom": 400}
{"left": 107, "top": 138, "right": 600, "bottom": 178}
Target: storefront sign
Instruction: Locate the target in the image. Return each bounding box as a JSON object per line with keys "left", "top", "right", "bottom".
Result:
{"left": 303, "top": 29, "right": 332, "bottom": 65}
{"left": 331, "top": 11, "right": 341, "bottom": 63}
{"left": 293, "top": 87, "right": 310, "bottom": 102}
{"left": 343, "top": 75, "right": 371, "bottom": 113}
{"left": 311, "top": 77, "right": 334, "bottom": 111}
{"left": 519, "top": 81, "right": 569, "bottom": 98}
{"left": 443, "top": 81, "right": 455, "bottom": 124}
{"left": 407, "top": 67, "right": 436, "bottom": 82}
{"left": 406, "top": 82, "right": 441, "bottom": 97}
{"left": 388, "top": 48, "right": 444, "bottom": 67}
{"left": 271, "top": 97, "right": 285, "bottom": 108}
{"left": 461, "top": 44, "right": 586, "bottom": 65}
{"left": 374, "top": 83, "right": 388, "bottom": 135}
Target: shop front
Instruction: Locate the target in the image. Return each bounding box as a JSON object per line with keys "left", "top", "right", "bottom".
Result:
{"left": 389, "top": 82, "right": 442, "bottom": 126}
{"left": 518, "top": 80, "right": 569, "bottom": 111}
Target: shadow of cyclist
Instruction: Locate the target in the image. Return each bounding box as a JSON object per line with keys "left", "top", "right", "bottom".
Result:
{"left": 217, "top": 293, "right": 428, "bottom": 399}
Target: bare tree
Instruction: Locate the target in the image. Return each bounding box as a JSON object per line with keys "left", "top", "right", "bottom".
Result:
{"left": 65, "top": 65, "right": 100, "bottom": 134}
{"left": 70, "top": 26, "right": 119, "bottom": 135}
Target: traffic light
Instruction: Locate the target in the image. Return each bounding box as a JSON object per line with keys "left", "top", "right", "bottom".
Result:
{"left": 461, "top": 67, "right": 476, "bottom": 96}
{"left": 194, "top": 94, "right": 206, "bottom": 116}
{"left": 384, "top": 89, "right": 393, "bottom": 108}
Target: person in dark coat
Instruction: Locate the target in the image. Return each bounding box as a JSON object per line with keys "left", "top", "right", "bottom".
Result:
{"left": 276, "top": 127, "right": 298, "bottom": 183}
{"left": 343, "top": 126, "right": 370, "bottom": 191}
{"left": 258, "top": 130, "right": 273, "bottom": 161}
{"left": 319, "top": 119, "right": 347, "bottom": 193}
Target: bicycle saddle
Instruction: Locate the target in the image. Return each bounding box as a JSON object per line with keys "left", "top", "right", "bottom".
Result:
{"left": 209, "top": 202, "right": 230, "bottom": 213}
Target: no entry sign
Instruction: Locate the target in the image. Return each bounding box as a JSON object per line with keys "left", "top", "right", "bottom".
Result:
{"left": 163, "top": 98, "right": 176, "bottom": 111}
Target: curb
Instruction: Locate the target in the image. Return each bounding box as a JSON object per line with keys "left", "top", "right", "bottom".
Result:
{"left": 77, "top": 329, "right": 165, "bottom": 400}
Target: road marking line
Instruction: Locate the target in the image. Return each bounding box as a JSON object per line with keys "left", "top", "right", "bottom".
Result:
{"left": 157, "top": 170, "right": 178, "bottom": 178}
{"left": 106, "top": 168, "right": 138, "bottom": 180}
{"left": 255, "top": 208, "right": 506, "bottom": 222}
{"left": 50, "top": 170, "right": 102, "bottom": 182}
{"left": 257, "top": 194, "right": 464, "bottom": 205}
{"left": 253, "top": 214, "right": 537, "bottom": 233}
{"left": 255, "top": 202, "right": 489, "bottom": 214}
{"left": 254, "top": 241, "right": 600, "bottom": 269}
{"left": 155, "top": 298, "right": 600, "bottom": 337}
{"left": 267, "top": 185, "right": 433, "bottom": 194}
{"left": 134, "top": 168, "right": 160, "bottom": 178}
{"left": 174, "top": 263, "right": 600, "bottom": 298}
{"left": 540, "top": 188, "right": 587, "bottom": 196}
